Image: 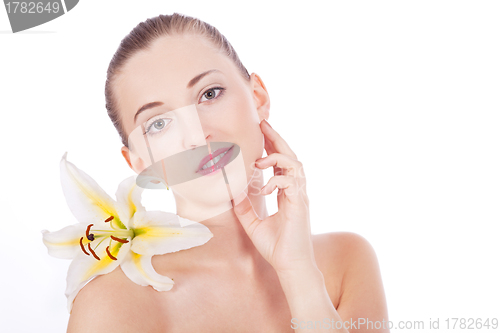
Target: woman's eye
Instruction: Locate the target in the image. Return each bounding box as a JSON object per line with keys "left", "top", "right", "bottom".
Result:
{"left": 153, "top": 119, "right": 165, "bottom": 130}
{"left": 200, "top": 88, "right": 223, "bottom": 102}
{"left": 144, "top": 118, "right": 171, "bottom": 136}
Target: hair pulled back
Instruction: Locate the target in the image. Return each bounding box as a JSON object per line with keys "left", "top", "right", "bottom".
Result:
{"left": 105, "top": 13, "right": 250, "bottom": 147}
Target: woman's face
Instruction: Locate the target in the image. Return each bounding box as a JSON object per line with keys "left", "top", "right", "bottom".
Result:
{"left": 115, "top": 33, "right": 269, "bottom": 212}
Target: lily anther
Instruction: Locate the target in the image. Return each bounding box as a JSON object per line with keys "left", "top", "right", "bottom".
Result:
{"left": 78, "top": 215, "right": 134, "bottom": 261}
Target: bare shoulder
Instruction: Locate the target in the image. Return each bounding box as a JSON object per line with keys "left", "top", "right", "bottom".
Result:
{"left": 312, "top": 231, "right": 379, "bottom": 271}
{"left": 312, "top": 232, "right": 389, "bottom": 332}
{"left": 67, "top": 267, "right": 164, "bottom": 333}
{"left": 311, "top": 232, "right": 367, "bottom": 305}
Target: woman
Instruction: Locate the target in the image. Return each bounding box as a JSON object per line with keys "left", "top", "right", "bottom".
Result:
{"left": 67, "top": 13, "right": 389, "bottom": 332}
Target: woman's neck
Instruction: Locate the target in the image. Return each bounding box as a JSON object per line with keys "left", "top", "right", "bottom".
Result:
{"left": 161, "top": 171, "right": 269, "bottom": 273}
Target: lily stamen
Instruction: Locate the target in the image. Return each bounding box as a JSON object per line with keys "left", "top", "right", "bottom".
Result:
{"left": 104, "top": 215, "right": 120, "bottom": 231}
{"left": 78, "top": 223, "right": 133, "bottom": 260}
{"left": 106, "top": 246, "right": 117, "bottom": 260}
{"left": 79, "top": 237, "right": 90, "bottom": 256}
{"left": 87, "top": 244, "right": 100, "bottom": 260}
{"left": 94, "top": 236, "right": 108, "bottom": 252}
{"left": 85, "top": 224, "right": 93, "bottom": 238}
{"left": 110, "top": 235, "right": 129, "bottom": 244}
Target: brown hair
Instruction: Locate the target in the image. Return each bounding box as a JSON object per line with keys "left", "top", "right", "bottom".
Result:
{"left": 105, "top": 13, "right": 251, "bottom": 148}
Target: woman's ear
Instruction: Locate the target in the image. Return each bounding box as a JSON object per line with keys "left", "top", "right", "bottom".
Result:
{"left": 121, "top": 146, "right": 168, "bottom": 186}
{"left": 121, "top": 145, "right": 145, "bottom": 174}
{"left": 250, "top": 73, "right": 270, "bottom": 122}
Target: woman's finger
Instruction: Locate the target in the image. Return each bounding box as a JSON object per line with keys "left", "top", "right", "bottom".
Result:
{"left": 264, "top": 134, "right": 277, "bottom": 155}
{"left": 255, "top": 153, "right": 304, "bottom": 179}
{"left": 261, "top": 120, "right": 298, "bottom": 160}
{"left": 264, "top": 136, "right": 284, "bottom": 176}
{"left": 232, "top": 193, "right": 263, "bottom": 239}
{"left": 260, "top": 175, "right": 305, "bottom": 204}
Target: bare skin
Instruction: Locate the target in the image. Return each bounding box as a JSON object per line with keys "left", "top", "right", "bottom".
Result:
{"left": 67, "top": 33, "right": 388, "bottom": 332}
{"left": 68, "top": 232, "right": 386, "bottom": 332}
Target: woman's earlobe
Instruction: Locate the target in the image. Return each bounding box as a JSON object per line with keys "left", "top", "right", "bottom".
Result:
{"left": 122, "top": 145, "right": 146, "bottom": 174}
{"left": 122, "top": 145, "right": 148, "bottom": 174}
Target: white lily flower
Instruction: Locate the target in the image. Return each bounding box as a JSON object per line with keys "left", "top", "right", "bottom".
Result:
{"left": 42, "top": 153, "right": 213, "bottom": 313}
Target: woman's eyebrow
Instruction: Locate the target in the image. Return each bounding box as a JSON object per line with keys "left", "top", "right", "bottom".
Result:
{"left": 134, "top": 101, "right": 164, "bottom": 124}
{"left": 187, "top": 69, "right": 220, "bottom": 88}
{"left": 134, "top": 69, "right": 221, "bottom": 124}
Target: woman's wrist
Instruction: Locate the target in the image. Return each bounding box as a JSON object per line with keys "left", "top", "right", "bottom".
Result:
{"left": 276, "top": 261, "right": 325, "bottom": 293}
{"left": 277, "top": 263, "right": 347, "bottom": 332}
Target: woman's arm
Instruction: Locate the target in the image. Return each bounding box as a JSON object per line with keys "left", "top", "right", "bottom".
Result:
{"left": 233, "top": 120, "right": 389, "bottom": 331}
{"left": 280, "top": 232, "right": 389, "bottom": 333}
{"left": 278, "top": 262, "right": 349, "bottom": 332}
{"left": 334, "top": 232, "right": 390, "bottom": 333}
{"left": 232, "top": 120, "right": 347, "bottom": 332}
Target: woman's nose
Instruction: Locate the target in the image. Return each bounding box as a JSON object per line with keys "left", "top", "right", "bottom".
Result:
{"left": 178, "top": 105, "right": 207, "bottom": 150}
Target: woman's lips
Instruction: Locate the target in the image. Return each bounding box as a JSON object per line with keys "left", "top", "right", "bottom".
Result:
{"left": 196, "top": 145, "right": 235, "bottom": 176}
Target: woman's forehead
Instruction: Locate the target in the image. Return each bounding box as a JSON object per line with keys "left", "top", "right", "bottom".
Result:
{"left": 121, "top": 34, "right": 226, "bottom": 78}
{"left": 114, "top": 34, "right": 235, "bottom": 130}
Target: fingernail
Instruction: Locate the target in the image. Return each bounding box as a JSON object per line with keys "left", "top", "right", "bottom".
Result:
{"left": 263, "top": 119, "right": 272, "bottom": 128}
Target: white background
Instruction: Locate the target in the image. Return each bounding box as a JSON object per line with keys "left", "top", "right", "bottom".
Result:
{"left": 1, "top": 1, "right": 499, "bottom": 332}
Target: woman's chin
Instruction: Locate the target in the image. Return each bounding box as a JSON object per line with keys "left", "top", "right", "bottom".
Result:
{"left": 172, "top": 174, "right": 233, "bottom": 204}
{"left": 169, "top": 148, "right": 254, "bottom": 213}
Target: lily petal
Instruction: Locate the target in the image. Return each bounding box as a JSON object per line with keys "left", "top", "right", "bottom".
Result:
{"left": 65, "top": 241, "right": 131, "bottom": 312}
{"left": 115, "top": 176, "right": 145, "bottom": 228}
{"left": 41, "top": 223, "right": 87, "bottom": 259}
{"left": 131, "top": 211, "right": 213, "bottom": 256}
{"left": 120, "top": 251, "right": 174, "bottom": 291}
{"left": 60, "top": 153, "right": 124, "bottom": 228}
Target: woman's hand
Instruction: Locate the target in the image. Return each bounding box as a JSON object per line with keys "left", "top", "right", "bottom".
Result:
{"left": 232, "top": 119, "right": 317, "bottom": 276}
